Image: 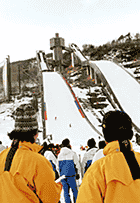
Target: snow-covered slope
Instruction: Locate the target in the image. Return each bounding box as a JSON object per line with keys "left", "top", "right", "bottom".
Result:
{"left": 91, "top": 60, "right": 140, "bottom": 131}
{"left": 0, "top": 65, "right": 140, "bottom": 203}
{"left": 42, "top": 72, "right": 100, "bottom": 150}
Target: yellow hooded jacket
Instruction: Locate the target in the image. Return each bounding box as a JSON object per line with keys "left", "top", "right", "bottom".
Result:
{"left": 0, "top": 141, "right": 61, "bottom": 203}
{"left": 76, "top": 141, "right": 140, "bottom": 203}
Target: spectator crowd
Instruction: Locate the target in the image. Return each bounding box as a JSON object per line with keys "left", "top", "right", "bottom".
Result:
{"left": 0, "top": 103, "right": 140, "bottom": 202}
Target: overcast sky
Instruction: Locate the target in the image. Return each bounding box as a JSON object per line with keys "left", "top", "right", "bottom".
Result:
{"left": 0, "top": 0, "right": 140, "bottom": 62}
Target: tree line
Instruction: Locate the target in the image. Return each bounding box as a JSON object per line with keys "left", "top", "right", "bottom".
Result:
{"left": 82, "top": 32, "right": 140, "bottom": 61}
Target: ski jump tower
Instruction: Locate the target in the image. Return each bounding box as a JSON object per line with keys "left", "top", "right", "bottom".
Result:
{"left": 50, "top": 33, "right": 65, "bottom": 72}
{"left": 50, "top": 33, "right": 75, "bottom": 71}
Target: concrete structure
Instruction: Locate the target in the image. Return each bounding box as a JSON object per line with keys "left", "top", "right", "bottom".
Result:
{"left": 50, "top": 33, "right": 65, "bottom": 72}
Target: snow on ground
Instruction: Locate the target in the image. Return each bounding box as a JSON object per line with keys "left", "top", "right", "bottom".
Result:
{"left": 73, "top": 86, "right": 102, "bottom": 133}
{"left": 0, "top": 96, "right": 34, "bottom": 147}
{"left": 126, "top": 67, "right": 136, "bottom": 75}
{"left": 0, "top": 96, "right": 85, "bottom": 203}
{"left": 92, "top": 60, "right": 140, "bottom": 130}
{"left": 0, "top": 63, "right": 140, "bottom": 202}
{"left": 42, "top": 72, "right": 101, "bottom": 148}
{"left": 72, "top": 85, "right": 116, "bottom": 137}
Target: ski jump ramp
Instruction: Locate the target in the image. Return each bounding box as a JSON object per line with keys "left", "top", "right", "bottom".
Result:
{"left": 90, "top": 60, "right": 140, "bottom": 131}
{"left": 70, "top": 43, "right": 140, "bottom": 132}
{"left": 69, "top": 43, "right": 140, "bottom": 131}
{"left": 42, "top": 72, "right": 101, "bottom": 145}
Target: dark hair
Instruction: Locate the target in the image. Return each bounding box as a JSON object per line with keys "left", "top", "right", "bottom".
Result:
{"left": 62, "top": 138, "right": 70, "bottom": 147}
{"left": 87, "top": 138, "right": 96, "bottom": 148}
{"left": 102, "top": 110, "right": 140, "bottom": 180}
{"left": 0, "top": 141, "right": 2, "bottom": 144}
{"left": 102, "top": 111, "right": 133, "bottom": 142}
{"left": 8, "top": 129, "right": 38, "bottom": 144}
{"left": 118, "top": 139, "right": 140, "bottom": 180}
{"left": 98, "top": 140, "right": 106, "bottom": 149}
{"left": 48, "top": 143, "right": 54, "bottom": 149}
{"left": 38, "top": 142, "right": 48, "bottom": 155}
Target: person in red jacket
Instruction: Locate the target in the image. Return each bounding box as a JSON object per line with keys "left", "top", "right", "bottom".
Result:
{"left": 0, "top": 104, "right": 62, "bottom": 203}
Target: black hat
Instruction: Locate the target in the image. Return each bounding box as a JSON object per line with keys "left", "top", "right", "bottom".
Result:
{"left": 102, "top": 111, "right": 133, "bottom": 142}
{"left": 14, "top": 104, "right": 38, "bottom": 132}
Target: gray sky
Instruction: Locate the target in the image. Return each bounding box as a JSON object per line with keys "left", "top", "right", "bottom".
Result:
{"left": 0, "top": 0, "right": 140, "bottom": 62}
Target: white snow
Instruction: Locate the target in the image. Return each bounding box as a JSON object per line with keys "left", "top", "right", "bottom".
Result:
{"left": 42, "top": 72, "right": 100, "bottom": 147}
{"left": 0, "top": 62, "right": 140, "bottom": 202}
{"left": 91, "top": 60, "right": 140, "bottom": 130}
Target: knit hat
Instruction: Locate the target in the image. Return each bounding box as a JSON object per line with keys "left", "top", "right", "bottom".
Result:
{"left": 14, "top": 104, "right": 38, "bottom": 132}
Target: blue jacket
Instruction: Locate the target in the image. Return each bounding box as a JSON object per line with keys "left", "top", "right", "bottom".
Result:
{"left": 44, "top": 150, "right": 59, "bottom": 178}
{"left": 82, "top": 148, "right": 97, "bottom": 174}
{"left": 57, "top": 147, "right": 81, "bottom": 177}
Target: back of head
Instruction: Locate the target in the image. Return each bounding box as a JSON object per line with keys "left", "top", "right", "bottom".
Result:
{"left": 62, "top": 138, "right": 70, "bottom": 148}
{"left": 48, "top": 143, "right": 54, "bottom": 150}
{"left": 87, "top": 138, "right": 96, "bottom": 148}
{"left": 98, "top": 140, "right": 106, "bottom": 149}
{"left": 6, "top": 104, "right": 39, "bottom": 172}
{"left": 8, "top": 104, "right": 38, "bottom": 143}
{"left": 102, "top": 110, "right": 140, "bottom": 180}
{"left": 102, "top": 110, "right": 133, "bottom": 142}
{"left": 15, "top": 104, "right": 38, "bottom": 132}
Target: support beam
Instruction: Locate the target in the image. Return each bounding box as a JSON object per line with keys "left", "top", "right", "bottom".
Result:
{"left": 94, "top": 72, "right": 97, "bottom": 84}
{"left": 87, "top": 66, "right": 90, "bottom": 76}
{"left": 71, "top": 52, "right": 74, "bottom": 67}
{"left": 90, "top": 67, "right": 93, "bottom": 79}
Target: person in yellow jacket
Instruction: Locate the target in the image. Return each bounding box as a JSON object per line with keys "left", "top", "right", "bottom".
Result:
{"left": 0, "top": 104, "right": 62, "bottom": 203}
{"left": 76, "top": 110, "right": 140, "bottom": 203}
